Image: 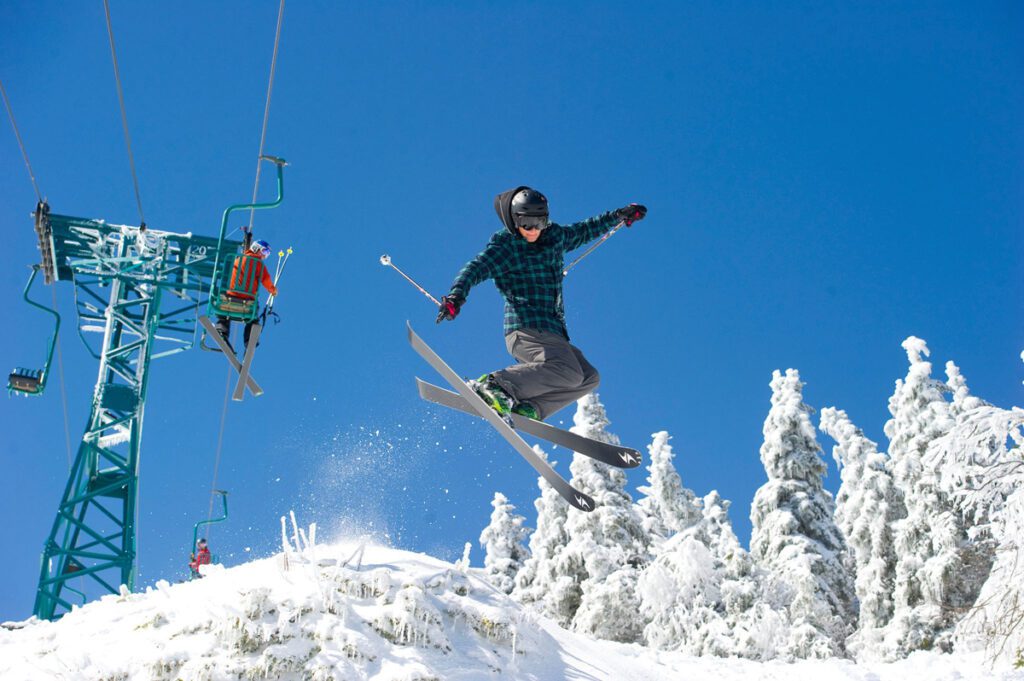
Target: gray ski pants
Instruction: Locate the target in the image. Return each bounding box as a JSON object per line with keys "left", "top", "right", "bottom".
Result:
{"left": 490, "top": 328, "right": 600, "bottom": 420}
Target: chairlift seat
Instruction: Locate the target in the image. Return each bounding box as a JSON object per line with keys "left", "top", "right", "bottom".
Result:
{"left": 214, "top": 294, "right": 257, "bottom": 319}
{"left": 11, "top": 266, "right": 59, "bottom": 397}
{"left": 8, "top": 367, "right": 44, "bottom": 395}
{"left": 208, "top": 252, "right": 262, "bottom": 322}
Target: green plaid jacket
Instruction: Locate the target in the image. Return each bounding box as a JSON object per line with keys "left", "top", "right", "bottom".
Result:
{"left": 449, "top": 211, "right": 620, "bottom": 339}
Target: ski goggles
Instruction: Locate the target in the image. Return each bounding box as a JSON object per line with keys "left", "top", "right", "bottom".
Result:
{"left": 514, "top": 215, "right": 549, "bottom": 232}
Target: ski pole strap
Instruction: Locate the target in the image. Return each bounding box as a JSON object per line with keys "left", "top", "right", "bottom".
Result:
{"left": 259, "top": 307, "right": 281, "bottom": 325}
{"left": 562, "top": 220, "right": 626, "bottom": 277}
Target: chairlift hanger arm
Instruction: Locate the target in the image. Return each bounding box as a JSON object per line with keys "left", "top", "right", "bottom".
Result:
{"left": 216, "top": 156, "right": 287, "bottom": 247}
{"left": 9, "top": 265, "right": 62, "bottom": 395}
{"left": 22, "top": 264, "right": 61, "bottom": 329}
{"left": 191, "top": 490, "right": 229, "bottom": 555}
{"left": 206, "top": 158, "right": 287, "bottom": 317}
{"left": 260, "top": 154, "right": 287, "bottom": 167}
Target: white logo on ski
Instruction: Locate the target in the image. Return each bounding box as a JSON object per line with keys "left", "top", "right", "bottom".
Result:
{"left": 619, "top": 451, "right": 639, "bottom": 465}
{"left": 575, "top": 495, "right": 592, "bottom": 510}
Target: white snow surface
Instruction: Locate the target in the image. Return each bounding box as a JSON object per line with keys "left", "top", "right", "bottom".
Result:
{"left": 1, "top": 539, "right": 1017, "bottom": 681}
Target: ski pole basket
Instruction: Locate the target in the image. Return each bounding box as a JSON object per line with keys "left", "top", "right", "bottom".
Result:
{"left": 8, "top": 265, "right": 61, "bottom": 397}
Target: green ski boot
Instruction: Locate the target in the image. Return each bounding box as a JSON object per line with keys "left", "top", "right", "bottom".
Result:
{"left": 511, "top": 401, "right": 540, "bottom": 420}
{"left": 469, "top": 374, "right": 513, "bottom": 416}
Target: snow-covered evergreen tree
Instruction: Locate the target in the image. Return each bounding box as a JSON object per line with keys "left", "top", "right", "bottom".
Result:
{"left": 926, "top": 364, "right": 1021, "bottom": 522}
{"left": 819, "top": 407, "right": 904, "bottom": 659}
{"left": 563, "top": 394, "right": 650, "bottom": 643}
{"left": 479, "top": 492, "right": 530, "bottom": 594}
{"left": 920, "top": 361, "right": 1024, "bottom": 665}
{"left": 957, "top": 486, "right": 1024, "bottom": 667}
{"left": 639, "top": 530, "right": 726, "bottom": 655}
{"left": 512, "top": 446, "right": 575, "bottom": 625}
{"left": 882, "top": 338, "right": 987, "bottom": 657}
{"left": 635, "top": 431, "right": 702, "bottom": 551}
{"left": 750, "top": 369, "right": 856, "bottom": 659}
{"left": 639, "top": 490, "right": 787, "bottom": 659}
{"left": 944, "top": 360, "right": 984, "bottom": 419}
{"left": 709, "top": 490, "right": 791, "bottom": 661}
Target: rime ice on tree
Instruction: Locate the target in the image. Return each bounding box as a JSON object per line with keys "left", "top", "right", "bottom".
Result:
{"left": 881, "top": 338, "right": 992, "bottom": 657}
{"left": 750, "top": 369, "right": 856, "bottom": 659}
{"left": 921, "top": 356, "right": 1023, "bottom": 664}
{"left": 639, "top": 489, "right": 787, "bottom": 659}
{"left": 635, "top": 431, "right": 702, "bottom": 551}
{"left": 479, "top": 492, "right": 530, "bottom": 594}
{"left": 820, "top": 407, "right": 904, "bottom": 659}
{"left": 512, "top": 445, "right": 573, "bottom": 623}
{"left": 563, "top": 394, "right": 650, "bottom": 643}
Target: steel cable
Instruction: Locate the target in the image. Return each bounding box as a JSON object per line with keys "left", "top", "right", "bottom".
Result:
{"left": 0, "top": 77, "right": 43, "bottom": 202}
{"left": 103, "top": 0, "right": 146, "bottom": 226}
{"left": 205, "top": 366, "right": 233, "bottom": 537}
{"left": 207, "top": 0, "right": 286, "bottom": 540}
{"left": 246, "top": 0, "right": 286, "bottom": 230}
{"left": 0, "top": 80, "right": 71, "bottom": 468}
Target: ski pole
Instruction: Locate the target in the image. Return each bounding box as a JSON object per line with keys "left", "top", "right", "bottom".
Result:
{"left": 275, "top": 247, "right": 293, "bottom": 285}
{"left": 260, "top": 248, "right": 291, "bottom": 326}
{"left": 272, "top": 249, "right": 285, "bottom": 283}
{"left": 266, "top": 247, "right": 292, "bottom": 309}
{"left": 379, "top": 254, "right": 442, "bottom": 307}
{"left": 561, "top": 220, "right": 626, "bottom": 277}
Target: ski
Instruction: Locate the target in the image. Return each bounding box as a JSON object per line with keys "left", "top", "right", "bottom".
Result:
{"left": 407, "top": 322, "right": 595, "bottom": 512}
{"left": 232, "top": 322, "right": 263, "bottom": 401}
{"left": 416, "top": 378, "right": 642, "bottom": 469}
{"left": 198, "top": 316, "right": 263, "bottom": 397}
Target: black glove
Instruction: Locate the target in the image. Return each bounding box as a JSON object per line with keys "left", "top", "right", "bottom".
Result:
{"left": 436, "top": 294, "right": 464, "bottom": 323}
{"left": 614, "top": 203, "right": 647, "bottom": 227}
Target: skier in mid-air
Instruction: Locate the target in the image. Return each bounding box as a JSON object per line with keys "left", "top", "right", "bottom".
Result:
{"left": 436, "top": 186, "right": 646, "bottom": 421}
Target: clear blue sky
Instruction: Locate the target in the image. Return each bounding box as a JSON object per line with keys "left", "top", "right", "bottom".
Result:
{"left": 1, "top": 1, "right": 1021, "bottom": 620}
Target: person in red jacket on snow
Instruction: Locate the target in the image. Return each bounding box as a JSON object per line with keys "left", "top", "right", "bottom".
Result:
{"left": 215, "top": 238, "right": 278, "bottom": 354}
{"left": 189, "top": 538, "right": 212, "bottom": 579}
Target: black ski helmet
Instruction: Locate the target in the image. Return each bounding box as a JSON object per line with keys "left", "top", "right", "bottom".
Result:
{"left": 510, "top": 188, "right": 549, "bottom": 232}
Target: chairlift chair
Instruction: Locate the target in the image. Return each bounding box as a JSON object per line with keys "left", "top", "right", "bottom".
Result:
{"left": 8, "top": 265, "right": 60, "bottom": 396}
{"left": 199, "top": 245, "right": 264, "bottom": 352}
{"left": 190, "top": 490, "right": 229, "bottom": 578}
{"left": 200, "top": 155, "right": 287, "bottom": 353}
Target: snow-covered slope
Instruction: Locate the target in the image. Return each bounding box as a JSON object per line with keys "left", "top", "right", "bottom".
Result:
{"left": 0, "top": 538, "right": 1017, "bottom": 680}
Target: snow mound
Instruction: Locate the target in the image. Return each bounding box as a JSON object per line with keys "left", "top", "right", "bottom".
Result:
{"left": 1, "top": 540, "right": 557, "bottom": 680}
{"left": 1, "top": 540, "right": 1018, "bottom": 680}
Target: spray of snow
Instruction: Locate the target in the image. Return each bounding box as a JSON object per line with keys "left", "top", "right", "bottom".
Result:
{"left": 291, "top": 416, "right": 448, "bottom": 548}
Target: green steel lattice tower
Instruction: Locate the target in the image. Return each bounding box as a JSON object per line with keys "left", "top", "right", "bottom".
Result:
{"left": 30, "top": 159, "right": 285, "bottom": 619}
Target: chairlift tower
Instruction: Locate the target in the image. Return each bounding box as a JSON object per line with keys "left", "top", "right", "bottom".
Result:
{"left": 28, "top": 158, "right": 285, "bottom": 620}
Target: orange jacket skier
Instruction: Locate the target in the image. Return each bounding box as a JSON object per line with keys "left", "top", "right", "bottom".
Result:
{"left": 215, "top": 239, "right": 278, "bottom": 353}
